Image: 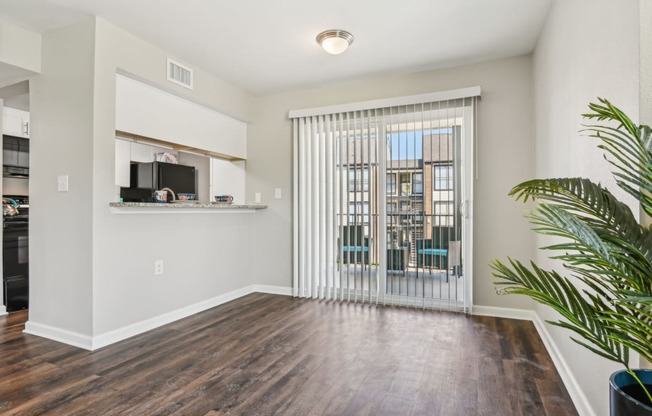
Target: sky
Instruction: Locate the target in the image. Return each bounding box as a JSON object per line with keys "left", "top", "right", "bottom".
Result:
{"left": 388, "top": 128, "right": 451, "bottom": 160}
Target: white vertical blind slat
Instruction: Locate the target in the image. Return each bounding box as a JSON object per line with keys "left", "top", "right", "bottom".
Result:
{"left": 318, "top": 116, "right": 327, "bottom": 298}
{"left": 305, "top": 117, "right": 313, "bottom": 297}
{"left": 310, "top": 116, "right": 319, "bottom": 298}
{"left": 325, "top": 115, "right": 333, "bottom": 301}
{"left": 292, "top": 118, "right": 299, "bottom": 297}
{"left": 377, "top": 107, "right": 387, "bottom": 305}
{"left": 299, "top": 118, "right": 308, "bottom": 297}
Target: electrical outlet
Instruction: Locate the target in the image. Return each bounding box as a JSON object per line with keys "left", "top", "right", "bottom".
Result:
{"left": 154, "top": 260, "right": 164, "bottom": 276}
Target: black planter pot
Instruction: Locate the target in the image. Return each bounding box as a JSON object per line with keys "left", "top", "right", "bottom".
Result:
{"left": 610, "top": 369, "right": 652, "bottom": 416}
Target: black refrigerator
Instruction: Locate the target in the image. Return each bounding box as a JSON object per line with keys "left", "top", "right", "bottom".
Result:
{"left": 120, "top": 161, "right": 196, "bottom": 202}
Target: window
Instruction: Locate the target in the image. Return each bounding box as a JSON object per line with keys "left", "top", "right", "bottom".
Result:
{"left": 433, "top": 201, "right": 455, "bottom": 226}
{"left": 387, "top": 173, "right": 397, "bottom": 195}
{"left": 434, "top": 165, "right": 453, "bottom": 190}
{"left": 348, "top": 168, "right": 369, "bottom": 192}
{"left": 412, "top": 173, "right": 423, "bottom": 194}
{"left": 348, "top": 202, "right": 370, "bottom": 224}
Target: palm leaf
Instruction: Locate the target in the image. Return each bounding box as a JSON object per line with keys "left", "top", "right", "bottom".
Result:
{"left": 583, "top": 98, "right": 652, "bottom": 216}
{"left": 511, "top": 178, "right": 652, "bottom": 266}
{"left": 492, "top": 99, "right": 652, "bottom": 398}
{"left": 491, "top": 258, "right": 627, "bottom": 364}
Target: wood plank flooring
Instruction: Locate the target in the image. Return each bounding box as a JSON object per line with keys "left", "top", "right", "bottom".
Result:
{"left": 0, "top": 293, "right": 578, "bottom": 415}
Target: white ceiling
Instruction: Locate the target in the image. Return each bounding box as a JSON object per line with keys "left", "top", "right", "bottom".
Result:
{"left": 0, "top": 0, "right": 552, "bottom": 96}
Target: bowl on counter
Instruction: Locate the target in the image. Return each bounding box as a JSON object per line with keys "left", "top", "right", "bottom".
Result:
{"left": 177, "top": 193, "right": 196, "bottom": 201}
{"left": 214, "top": 195, "right": 233, "bottom": 204}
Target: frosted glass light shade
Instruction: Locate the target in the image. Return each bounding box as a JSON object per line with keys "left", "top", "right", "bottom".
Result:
{"left": 316, "top": 30, "right": 354, "bottom": 55}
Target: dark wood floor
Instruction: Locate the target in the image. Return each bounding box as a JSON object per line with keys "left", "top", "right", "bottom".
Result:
{"left": 0, "top": 293, "right": 577, "bottom": 415}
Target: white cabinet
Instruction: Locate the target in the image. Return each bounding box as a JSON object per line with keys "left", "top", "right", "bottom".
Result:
{"left": 3, "top": 107, "right": 30, "bottom": 138}
{"left": 130, "top": 142, "right": 154, "bottom": 163}
{"left": 115, "top": 139, "right": 130, "bottom": 187}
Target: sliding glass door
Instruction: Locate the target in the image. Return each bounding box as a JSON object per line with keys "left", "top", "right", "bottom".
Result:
{"left": 292, "top": 94, "right": 476, "bottom": 312}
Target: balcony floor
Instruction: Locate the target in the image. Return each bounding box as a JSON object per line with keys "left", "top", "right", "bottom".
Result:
{"left": 330, "top": 265, "right": 465, "bottom": 305}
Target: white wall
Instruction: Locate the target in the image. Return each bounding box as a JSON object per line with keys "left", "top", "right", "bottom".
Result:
{"left": 27, "top": 19, "right": 96, "bottom": 337}
{"left": 533, "top": 1, "right": 639, "bottom": 414}
{"left": 90, "top": 17, "right": 257, "bottom": 337}
{"left": 640, "top": 0, "right": 652, "bottom": 370}
{"left": 211, "top": 159, "right": 245, "bottom": 204}
{"left": 641, "top": 1, "right": 652, "bottom": 126}
{"left": 24, "top": 16, "right": 258, "bottom": 343}
{"left": 248, "top": 55, "right": 537, "bottom": 310}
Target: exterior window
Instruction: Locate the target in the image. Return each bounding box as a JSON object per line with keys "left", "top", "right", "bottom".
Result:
{"left": 412, "top": 173, "right": 423, "bottom": 194}
{"left": 348, "top": 202, "right": 369, "bottom": 224}
{"left": 433, "top": 201, "right": 455, "bottom": 226}
{"left": 348, "top": 168, "right": 369, "bottom": 192}
{"left": 434, "top": 165, "right": 453, "bottom": 190}
{"left": 387, "top": 173, "right": 397, "bottom": 194}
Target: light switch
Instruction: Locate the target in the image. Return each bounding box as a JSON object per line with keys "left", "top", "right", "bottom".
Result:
{"left": 274, "top": 188, "right": 282, "bottom": 199}
{"left": 255, "top": 193, "right": 262, "bottom": 203}
{"left": 57, "top": 175, "right": 69, "bottom": 192}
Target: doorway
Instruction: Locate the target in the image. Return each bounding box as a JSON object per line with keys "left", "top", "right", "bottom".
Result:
{"left": 294, "top": 96, "right": 477, "bottom": 312}
{"left": 0, "top": 80, "right": 31, "bottom": 314}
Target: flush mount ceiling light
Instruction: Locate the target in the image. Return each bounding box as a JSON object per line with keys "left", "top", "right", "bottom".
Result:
{"left": 316, "top": 29, "right": 354, "bottom": 55}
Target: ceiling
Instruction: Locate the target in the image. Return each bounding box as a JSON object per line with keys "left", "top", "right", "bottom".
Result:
{"left": 0, "top": 0, "right": 552, "bottom": 96}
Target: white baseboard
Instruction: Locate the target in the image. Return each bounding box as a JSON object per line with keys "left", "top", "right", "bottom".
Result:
{"left": 0, "top": 305, "right": 6, "bottom": 316}
{"left": 475, "top": 305, "right": 595, "bottom": 416}
{"left": 24, "top": 321, "right": 93, "bottom": 350}
{"left": 253, "top": 284, "right": 292, "bottom": 296}
{"left": 91, "top": 284, "right": 256, "bottom": 350}
{"left": 24, "top": 284, "right": 294, "bottom": 352}
{"left": 472, "top": 305, "right": 536, "bottom": 321}
{"left": 531, "top": 314, "right": 596, "bottom": 416}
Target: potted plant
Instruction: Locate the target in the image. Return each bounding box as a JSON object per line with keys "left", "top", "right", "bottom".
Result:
{"left": 491, "top": 99, "right": 652, "bottom": 415}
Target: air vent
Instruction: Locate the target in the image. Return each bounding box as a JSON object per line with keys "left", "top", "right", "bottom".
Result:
{"left": 167, "top": 58, "right": 193, "bottom": 89}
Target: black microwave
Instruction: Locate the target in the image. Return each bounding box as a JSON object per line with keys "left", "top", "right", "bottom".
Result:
{"left": 120, "top": 161, "right": 196, "bottom": 202}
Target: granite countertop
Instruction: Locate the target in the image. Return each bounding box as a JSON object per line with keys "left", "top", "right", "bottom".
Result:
{"left": 109, "top": 202, "right": 267, "bottom": 214}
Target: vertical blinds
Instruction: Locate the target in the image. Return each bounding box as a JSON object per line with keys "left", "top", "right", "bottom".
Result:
{"left": 291, "top": 88, "right": 479, "bottom": 310}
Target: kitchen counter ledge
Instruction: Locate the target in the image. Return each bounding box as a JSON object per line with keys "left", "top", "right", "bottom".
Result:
{"left": 109, "top": 202, "right": 267, "bottom": 214}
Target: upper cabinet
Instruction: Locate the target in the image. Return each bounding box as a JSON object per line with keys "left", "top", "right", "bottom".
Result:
{"left": 115, "top": 139, "right": 130, "bottom": 187}
{"left": 115, "top": 74, "right": 246, "bottom": 160}
{"left": 3, "top": 107, "right": 30, "bottom": 138}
